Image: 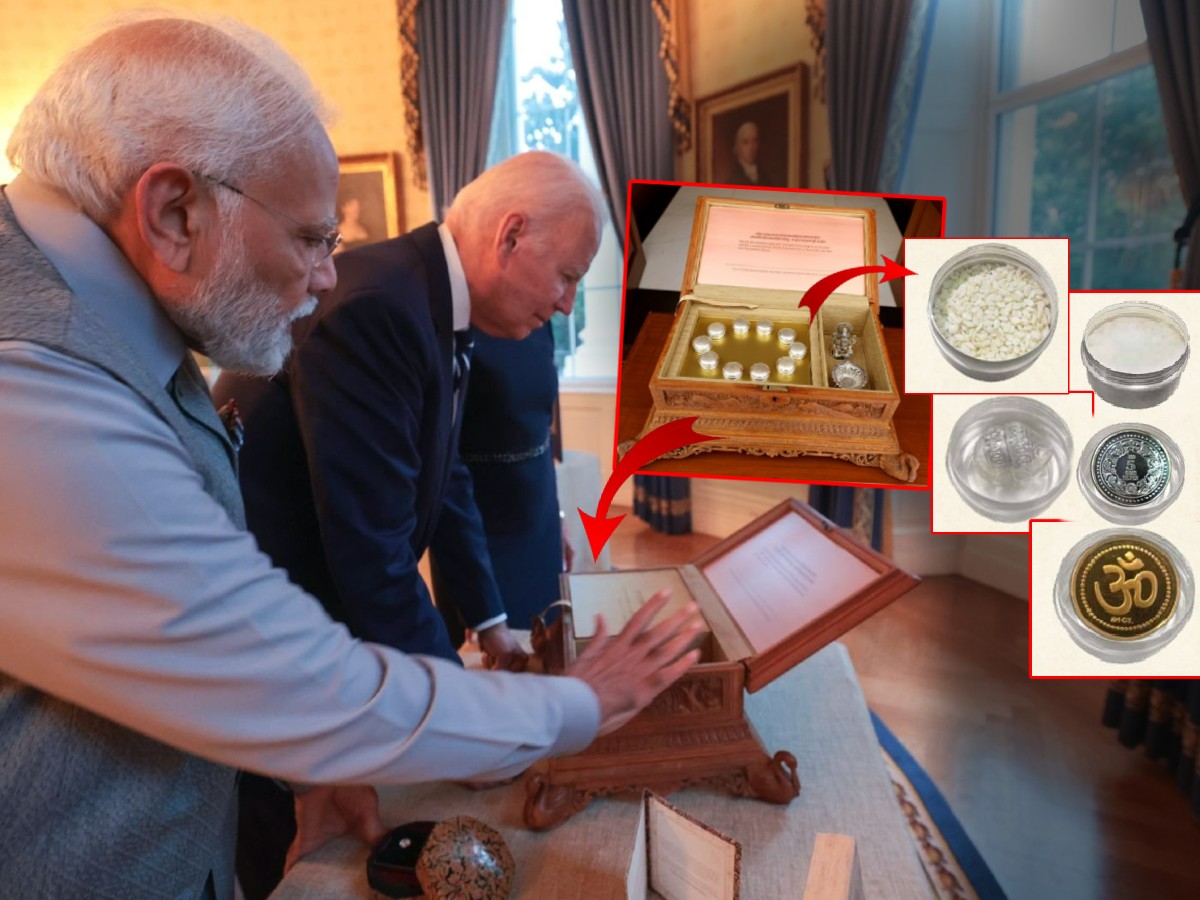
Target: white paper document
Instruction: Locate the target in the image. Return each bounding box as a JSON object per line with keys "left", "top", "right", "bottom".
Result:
{"left": 697, "top": 206, "right": 867, "bottom": 294}
{"left": 567, "top": 569, "right": 694, "bottom": 639}
{"left": 700, "top": 512, "right": 879, "bottom": 654}
{"left": 627, "top": 792, "right": 740, "bottom": 900}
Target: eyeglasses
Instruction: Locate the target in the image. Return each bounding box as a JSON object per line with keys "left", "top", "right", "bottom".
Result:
{"left": 196, "top": 173, "right": 343, "bottom": 264}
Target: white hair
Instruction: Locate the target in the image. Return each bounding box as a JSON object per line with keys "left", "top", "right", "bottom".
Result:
{"left": 6, "top": 11, "right": 334, "bottom": 221}
{"left": 166, "top": 186, "right": 316, "bottom": 375}
{"left": 445, "top": 151, "right": 606, "bottom": 251}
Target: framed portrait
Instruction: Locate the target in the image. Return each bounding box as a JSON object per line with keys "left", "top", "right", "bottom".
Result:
{"left": 695, "top": 64, "right": 809, "bottom": 189}
{"left": 335, "top": 153, "right": 404, "bottom": 252}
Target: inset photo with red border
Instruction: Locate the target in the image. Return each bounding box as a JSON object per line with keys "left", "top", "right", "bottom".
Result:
{"left": 617, "top": 180, "right": 942, "bottom": 490}
{"left": 904, "top": 237, "right": 1069, "bottom": 395}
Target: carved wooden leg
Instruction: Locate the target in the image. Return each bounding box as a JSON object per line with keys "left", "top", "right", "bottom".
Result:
{"left": 880, "top": 452, "right": 920, "bottom": 483}
{"left": 745, "top": 750, "right": 801, "bottom": 804}
{"left": 523, "top": 772, "right": 592, "bottom": 831}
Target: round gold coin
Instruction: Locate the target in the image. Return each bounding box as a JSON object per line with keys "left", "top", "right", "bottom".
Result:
{"left": 1070, "top": 536, "right": 1178, "bottom": 641}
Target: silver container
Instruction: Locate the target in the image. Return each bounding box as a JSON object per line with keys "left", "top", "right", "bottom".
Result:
{"left": 1076, "top": 423, "right": 1183, "bottom": 524}
{"left": 928, "top": 243, "right": 1059, "bottom": 381}
{"left": 1080, "top": 302, "right": 1189, "bottom": 409}
{"left": 1054, "top": 528, "right": 1192, "bottom": 664}
{"left": 831, "top": 362, "right": 868, "bottom": 389}
{"left": 946, "top": 397, "right": 1072, "bottom": 522}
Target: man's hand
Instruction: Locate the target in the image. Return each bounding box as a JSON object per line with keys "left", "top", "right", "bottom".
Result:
{"left": 566, "top": 589, "right": 704, "bottom": 735}
{"left": 285, "top": 784, "right": 386, "bottom": 873}
{"left": 478, "top": 622, "right": 529, "bottom": 672}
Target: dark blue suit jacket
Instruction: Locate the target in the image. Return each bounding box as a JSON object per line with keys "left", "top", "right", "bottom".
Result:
{"left": 213, "top": 222, "right": 503, "bottom": 662}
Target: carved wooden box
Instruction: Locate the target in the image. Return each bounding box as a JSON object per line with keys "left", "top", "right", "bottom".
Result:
{"left": 524, "top": 499, "right": 919, "bottom": 830}
{"left": 626, "top": 195, "right": 918, "bottom": 482}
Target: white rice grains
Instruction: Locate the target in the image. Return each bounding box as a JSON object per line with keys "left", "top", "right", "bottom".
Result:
{"left": 931, "top": 261, "right": 1051, "bottom": 361}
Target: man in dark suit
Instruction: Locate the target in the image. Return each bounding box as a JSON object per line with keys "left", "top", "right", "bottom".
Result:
{"left": 213, "top": 152, "right": 604, "bottom": 895}
{"left": 216, "top": 152, "right": 601, "bottom": 665}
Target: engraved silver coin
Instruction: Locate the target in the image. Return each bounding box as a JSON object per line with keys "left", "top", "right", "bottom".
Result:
{"left": 1091, "top": 430, "right": 1170, "bottom": 507}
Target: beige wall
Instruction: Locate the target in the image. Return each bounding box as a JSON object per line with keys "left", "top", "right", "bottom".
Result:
{"left": 0, "top": 0, "right": 435, "bottom": 227}
{"left": 681, "top": 0, "right": 829, "bottom": 188}
{"left": 1, "top": 0, "right": 826, "bottom": 219}
{"left": 3, "top": 0, "right": 830, "bottom": 537}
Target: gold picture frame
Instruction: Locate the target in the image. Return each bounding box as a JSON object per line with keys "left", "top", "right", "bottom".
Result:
{"left": 336, "top": 153, "right": 404, "bottom": 251}
{"left": 695, "top": 64, "right": 809, "bottom": 189}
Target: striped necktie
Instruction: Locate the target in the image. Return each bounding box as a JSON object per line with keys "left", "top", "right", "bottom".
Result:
{"left": 452, "top": 329, "right": 473, "bottom": 422}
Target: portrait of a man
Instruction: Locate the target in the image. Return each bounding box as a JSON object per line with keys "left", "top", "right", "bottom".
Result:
{"left": 697, "top": 65, "right": 808, "bottom": 189}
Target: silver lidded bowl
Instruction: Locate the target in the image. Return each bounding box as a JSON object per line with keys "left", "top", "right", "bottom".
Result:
{"left": 927, "top": 243, "right": 1059, "bottom": 381}
{"left": 1080, "top": 301, "right": 1189, "bottom": 409}
{"left": 946, "top": 396, "right": 1072, "bottom": 522}
{"left": 831, "top": 361, "right": 868, "bottom": 389}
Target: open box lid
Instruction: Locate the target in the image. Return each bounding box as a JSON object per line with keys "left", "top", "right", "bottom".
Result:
{"left": 680, "top": 498, "right": 916, "bottom": 693}
{"left": 680, "top": 196, "right": 880, "bottom": 313}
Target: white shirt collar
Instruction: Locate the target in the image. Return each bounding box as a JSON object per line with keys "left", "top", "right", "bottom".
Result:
{"left": 5, "top": 174, "right": 186, "bottom": 387}
{"left": 437, "top": 222, "right": 471, "bottom": 332}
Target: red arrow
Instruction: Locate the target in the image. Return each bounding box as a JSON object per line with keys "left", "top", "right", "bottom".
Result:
{"left": 579, "top": 416, "right": 718, "bottom": 560}
{"left": 799, "top": 255, "right": 915, "bottom": 318}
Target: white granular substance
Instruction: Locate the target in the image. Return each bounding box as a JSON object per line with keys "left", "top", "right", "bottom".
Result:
{"left": 1085, "top": 316, "right": 1186, "bottom": 375}
{"left": 932, "top": 261, "right": 1051, "bottom": 361}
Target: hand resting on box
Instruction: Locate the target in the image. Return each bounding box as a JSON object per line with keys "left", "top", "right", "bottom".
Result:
{"left": 565, "top": 589, "right": 704, "bottom": 735}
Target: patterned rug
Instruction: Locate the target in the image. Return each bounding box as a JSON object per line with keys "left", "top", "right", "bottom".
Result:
{"left": 872, "top": 712, "right": 1008, "bottom": 900}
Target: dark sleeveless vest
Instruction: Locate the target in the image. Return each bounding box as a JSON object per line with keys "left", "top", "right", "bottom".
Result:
{"left": 0, "top": 191, "right": 243, "bottom": 900}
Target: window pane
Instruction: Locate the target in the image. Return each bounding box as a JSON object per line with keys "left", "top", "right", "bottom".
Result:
{"left": 995, "top": 85, "right": 1096, "bottom": 240}
{"left": 999, "top": 0, "right": 1145, "bottom": 91}
{"left": 993, "top": 64, "right": 1183, "bottom": 289}
{"left": 1091, "top": 241, "right": 1176, "bottom": 289}
{"left": 1095, "top": 65, "right": 1181, "bottom": 241}
{"left": 489, "top": 0, "right": 621, "bottom": 381}
{"left": 1069, "top": 246, "right": 1086, "bottom": 288}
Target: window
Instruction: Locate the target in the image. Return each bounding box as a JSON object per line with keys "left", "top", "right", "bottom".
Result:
{"left": 488, "top": 0, "right": 623, "bottom": 384}
{"left": 991, "top": 1, "right": 1183, "bottom": 289}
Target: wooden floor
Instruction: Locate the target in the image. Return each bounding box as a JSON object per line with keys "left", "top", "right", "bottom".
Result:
{"left": 609, "top": 516, "right": 1200, "bottom": 900}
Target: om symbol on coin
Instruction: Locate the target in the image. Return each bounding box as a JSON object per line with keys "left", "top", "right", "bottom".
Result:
{"left": 1071, "top": 537, "right": 1178, "bottom": 640}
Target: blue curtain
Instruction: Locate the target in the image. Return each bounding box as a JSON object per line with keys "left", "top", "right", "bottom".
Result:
{"left": 561, "top": 0, "right": 690, "bottom": 534}
{"left": 560, "top": 0, "right": 674, "bottom": 237}
{"left": 417, "top": 0, "right": 509, "bottom": 215}
{"left": 1101, "top": 5, "right": 1200, "bottom": 812}
{"left": 1104, "top": 679, "right": 1200, "bottom": 819}
{"left": 815, "top": 0, "right": 937, "bottom": 542}
{"left": 1141, "top": 0, "right": 1200, "bottom": 288}
{"left": 827, "top": 0, "right": 917, "bottom": 191}
{"left": 808, "top": 485, "right": 885, "bottom": 551}
{"left": 877, "top": 0, "right": 939, "bottom": 191}
{"left": 633, "top": 474, "right": 692, "bottom": 535}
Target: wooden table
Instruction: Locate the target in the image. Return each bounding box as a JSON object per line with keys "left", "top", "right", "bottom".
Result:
{"left": 269, "top": 644, "right": 931, "bottom": 900}
{"left": 617, "top": 313, "right": 931, "bottom": 487}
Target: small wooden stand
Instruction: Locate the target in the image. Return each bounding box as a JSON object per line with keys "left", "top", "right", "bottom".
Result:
{"left": 802, "top": 834, "right": 865, "bottom": 900}
{"left": 524, "top": 500, "right": 919, "bottom": 830}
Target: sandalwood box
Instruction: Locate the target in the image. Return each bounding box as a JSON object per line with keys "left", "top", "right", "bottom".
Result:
{"left": 524, "top": 500, "right": 918, "bottom": 830}
{"left": 623, "top": 195, "right": 919, "bottom": 482}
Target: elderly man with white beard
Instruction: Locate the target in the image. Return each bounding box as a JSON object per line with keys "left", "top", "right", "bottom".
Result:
{"left": 0, "top": 13, "right": 703, "bottom": 900}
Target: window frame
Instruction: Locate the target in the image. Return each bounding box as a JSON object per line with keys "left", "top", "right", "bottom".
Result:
{"left": 984, "top": 2, "right": 1172, "bottom": 289}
